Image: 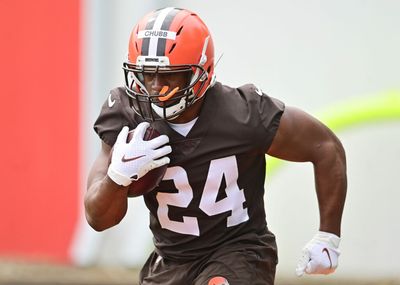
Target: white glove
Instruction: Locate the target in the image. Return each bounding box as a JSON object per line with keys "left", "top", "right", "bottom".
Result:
{"left": 295, "top": 231, "right": 341, "bottom": 276}
{"left": 107, "top": 122, "right": 172, "bottom": 186}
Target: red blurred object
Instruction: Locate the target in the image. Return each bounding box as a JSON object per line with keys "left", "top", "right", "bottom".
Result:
{"left": 0, "top": 0, "right": 80, "bottom": 263}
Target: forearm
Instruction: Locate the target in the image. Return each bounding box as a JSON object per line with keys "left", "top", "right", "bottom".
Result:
{"left": 313, "top": 141, "right": 347, "bottom": 236}
{"left": 84, "top": 175, "right": 129, "bottom": 231}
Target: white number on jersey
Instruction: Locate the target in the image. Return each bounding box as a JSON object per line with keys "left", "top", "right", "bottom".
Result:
{"left": 156, "top": 155, "right": 249, "bottom": 236}
{"left": 156, "top": 166, "right": 200, "bottom": 236}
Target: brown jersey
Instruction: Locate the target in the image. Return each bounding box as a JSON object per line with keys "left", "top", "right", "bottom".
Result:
{"left": 94, "top": 82, "right": 285, "bottom": 262}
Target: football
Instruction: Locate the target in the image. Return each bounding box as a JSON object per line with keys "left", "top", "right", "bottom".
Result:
{"left": 126, "top": 126, "right": 168, "bottom": 197}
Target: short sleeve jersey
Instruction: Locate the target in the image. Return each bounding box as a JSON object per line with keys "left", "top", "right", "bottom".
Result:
{"left": 94, "top": 82, "right": 285, "bottom": 261}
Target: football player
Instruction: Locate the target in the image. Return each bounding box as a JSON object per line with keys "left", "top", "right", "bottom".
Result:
{"left": 85, "top": 7, "right": 347, "bottom": 285}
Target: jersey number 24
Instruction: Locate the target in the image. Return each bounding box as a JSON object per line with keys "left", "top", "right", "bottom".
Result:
{"left": 156, "top": 155, "right": 249, "bottom": 236}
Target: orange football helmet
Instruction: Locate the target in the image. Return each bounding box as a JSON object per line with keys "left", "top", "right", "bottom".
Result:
{"left": 123, "top": 7, "right": 215, "bottom": 121}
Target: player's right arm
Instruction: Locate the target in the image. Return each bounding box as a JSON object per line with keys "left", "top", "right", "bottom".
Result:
{"left": 85, "top": 122, "right": 172, "bottom": 231}
{"left": 84, "top": 141, "right": 129, "bottom": 232}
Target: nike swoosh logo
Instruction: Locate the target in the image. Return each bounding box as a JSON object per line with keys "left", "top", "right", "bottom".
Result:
{"left": 121, "top": 154, "right": 145, "bottom": 162}
{"left": 108, "top": 93, "right": 116, "bottom": 107}
{"left": 322, "top": 248, "right": 333, "bottom": 269}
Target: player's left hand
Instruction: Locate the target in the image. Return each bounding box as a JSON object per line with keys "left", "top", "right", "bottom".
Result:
{"left": 295, "top": 231, "right": 341, "bottom": 276}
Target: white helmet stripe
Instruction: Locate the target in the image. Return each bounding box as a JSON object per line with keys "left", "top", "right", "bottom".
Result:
{"left": 148, "top": 7, "right": 174, "bottom": 56}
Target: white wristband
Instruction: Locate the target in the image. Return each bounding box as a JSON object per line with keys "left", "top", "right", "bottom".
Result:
{"left": 107, "top": 167, "right": 132, "bottom": 187}
{"left": 315, "top": 231, "right": 341, "bottom": 248}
